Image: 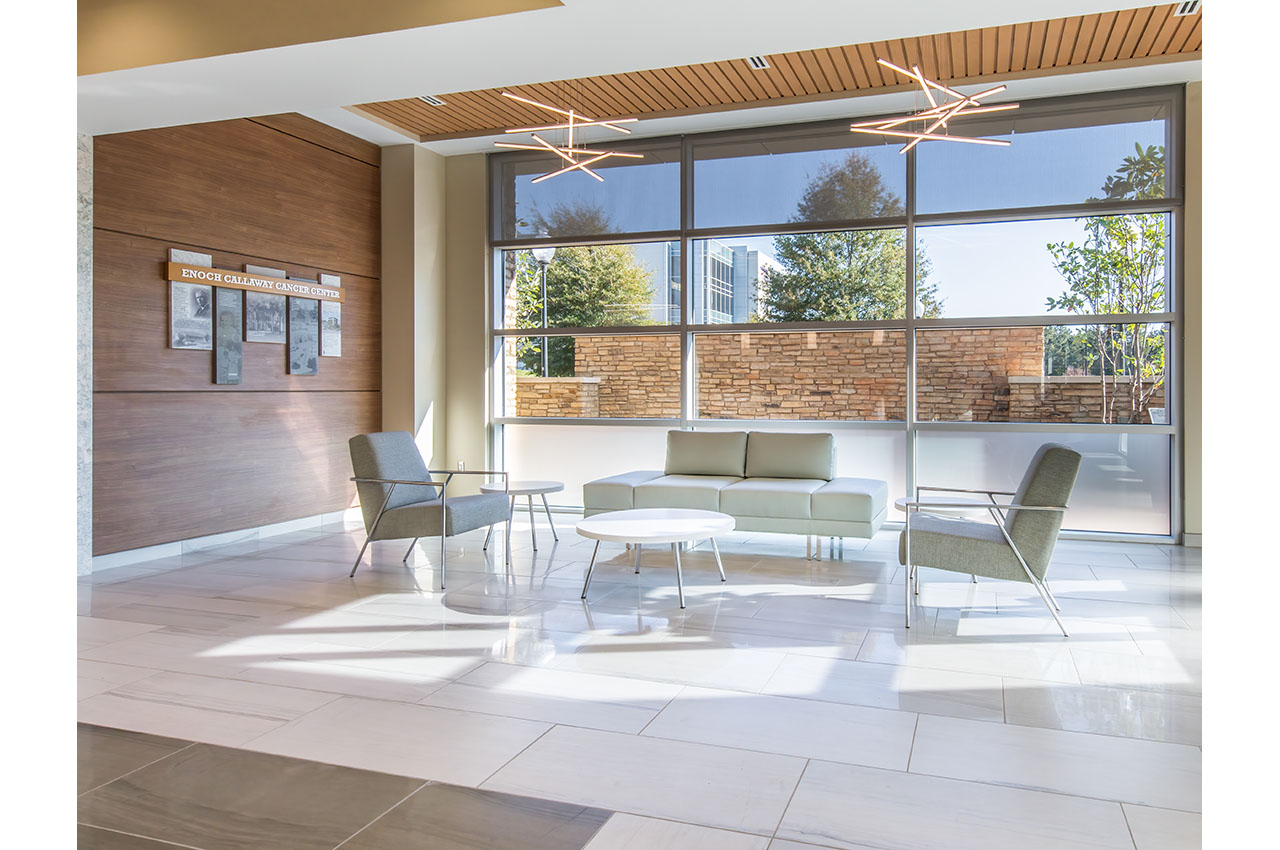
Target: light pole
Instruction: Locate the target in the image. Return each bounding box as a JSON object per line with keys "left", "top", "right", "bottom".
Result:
{"left": 531, "top": 244, "right": 556, "bottom": 376}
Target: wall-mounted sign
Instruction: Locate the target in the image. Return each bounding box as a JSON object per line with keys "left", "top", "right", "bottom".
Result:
{"left": 166, "top": 262, "right": 345, "bottom": 303}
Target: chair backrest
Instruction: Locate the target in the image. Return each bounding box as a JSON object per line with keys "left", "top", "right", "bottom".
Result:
{"left": 1005, "top": 443, "right": 1083, "bottom": 578}
{"left": 664, "top": 430, "right": 748, "bottom": 477}
{"left": 349, "top": 432, "right": 440, "bottom": 532}
{"left": 746, "top": 431, "right": 835, "bottom": 481}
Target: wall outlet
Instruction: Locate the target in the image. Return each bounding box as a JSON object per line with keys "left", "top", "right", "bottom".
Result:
{"left": 457, "top": 460, "right": 465, "bottom": 470}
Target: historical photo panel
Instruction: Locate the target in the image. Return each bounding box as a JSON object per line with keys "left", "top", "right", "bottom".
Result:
{"left": 170, "top": 281, "right": 213, "bottom": 350}
{"left": 245, "top": 291, "right": 287, "bottom": 343}
{"left": 288, "top": 297, "right": 319, "bottom": 375}
{"left": 320, "top": 300, "right": 341, "bottom": 357}
{"left": 214, "top": 288, "right": 243, "bottom": 385}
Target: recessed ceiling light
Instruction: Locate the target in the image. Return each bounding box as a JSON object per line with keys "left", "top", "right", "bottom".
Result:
{"left": 746, "top": 56, "right": 770, "bottom": 71}
{"left": 418, "top": 95, "right": 447, "bottom": 106}
{"left": 1173, "top": 0, "right": 1201, "bottom": 16}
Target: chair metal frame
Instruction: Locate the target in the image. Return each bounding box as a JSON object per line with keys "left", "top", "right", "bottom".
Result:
{"left": 902, "top": 484, "right": 1070, "bottom": 637}
{"left": 349, "top": 470, "right": 510, "bottom": 589}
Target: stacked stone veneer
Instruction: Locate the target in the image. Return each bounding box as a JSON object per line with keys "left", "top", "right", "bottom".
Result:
{"left": 512, "top": 327, "right": 1165, "bottom": 424}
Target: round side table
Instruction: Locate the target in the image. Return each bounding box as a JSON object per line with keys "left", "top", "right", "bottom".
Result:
{"left": 480, "top": 480, "right": 565, "bottom": 551}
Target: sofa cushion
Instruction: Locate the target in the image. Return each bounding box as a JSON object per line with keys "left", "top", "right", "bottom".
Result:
{"left": 746, "top": 431, "right": 835, "bottom": 481}
{"left": 665, "top": 430, "right": 747, "bottom": 477}
{"left": 583, "top": 470, "right": 664, "bottom": 511}
{"left": 634, "top": 474, "right": 742, "bottom": 511}
{"left": 811, "top": 477, "right": 889, "bottom": 522}
{"left": 720, "top": 478, "right": 826, "bottom": 519}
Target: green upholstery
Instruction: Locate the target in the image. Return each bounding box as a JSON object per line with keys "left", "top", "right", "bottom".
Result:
{"left": 720, "top": 478, "right": 826, "bottom": 519}
{"left": 812, "top": 477, "right": 888, "bottom": 522}
{"left": 583, "top": 470, "right": 664, "bottom": 511}
{"left": 664, "top": 430, "right": 747, "bottom": 477}
{"left": 634, "top": 474, "right": 743, "bottom": 511}
{"left": 746, "top": 431, "right": 835, "bottom": 481}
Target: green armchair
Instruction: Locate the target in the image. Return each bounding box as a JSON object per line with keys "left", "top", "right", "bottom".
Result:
{"left": 898, "top": 443, "right": 1083, "bottom": 636}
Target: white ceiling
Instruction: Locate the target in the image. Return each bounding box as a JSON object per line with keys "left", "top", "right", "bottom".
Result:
{"left": 79, "top": 0, "right": 1162, "bottom": 139}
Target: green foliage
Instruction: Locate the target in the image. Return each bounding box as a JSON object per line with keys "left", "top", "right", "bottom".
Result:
{"left": 759, "top": 151, "right": 941, "bottom": 321}
{"left": 512, "top": 243, "right": 654, "bottom": 376}
{"left": 1045, "top": 143, "right": 1167, "bottom": 422}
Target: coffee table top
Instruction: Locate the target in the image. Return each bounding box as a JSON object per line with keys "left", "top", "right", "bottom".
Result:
{"left": 480, "top": 480, "right": 564, "bottom": 496}
{"left": 576, "top": 508, "right": 735, "bottom": 544}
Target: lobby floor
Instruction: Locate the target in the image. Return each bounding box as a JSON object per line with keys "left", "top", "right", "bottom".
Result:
{"left": 78, "top": 517, "right": 1202, "bottom": 849}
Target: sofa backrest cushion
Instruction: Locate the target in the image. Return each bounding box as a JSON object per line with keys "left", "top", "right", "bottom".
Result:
{"left": 664, "top": 430, "right": 747, "bottom": 477}
{"left": 745, "top": 431, "right": 835, "bottom": 481}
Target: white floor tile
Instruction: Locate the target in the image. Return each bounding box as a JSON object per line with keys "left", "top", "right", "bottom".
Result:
{"left": 1070, "top": 647, "right": 1201, "bottom": 696}
{"left": 484, "top": 725, "right": 806, "bottom": 836}
{"left": 244, "top": 695, "right": 551, "bottom": 785}
{"left": 232, "top": 656, "right": 449, "bottom": 703}
{"left": 78, "top": 628, "right": 258, "bottom": 677}
{"left": 1123, "top": 804, "right": 1202, "bottom": 850}
{"left": 551, "top": 632, "right": 785, "bottom": 693}
{"left": 77, "top": 616, "right": 163, "bottom": 651}
{"left": 583, "top": 813, "right": 769, "bottom": 850}
{"left": 421, "top": 663, "right": 680, "bottom": 732}
{"left": 908, "top": 714, "right": 1201, "bottom": 811}
{"left": 776, "top": 760, "right": 1135, "bottom": 850}
{"left": 642, "top": 686, "right": 917, "bottom": 770}
{"left": 858, "top": 629, "right": 1080, "bottom": 684}
{"left": 77, "top": 660, "right": 158, "bottom": 700}
{"left": 1003, "top": 680, "right": 1201, "bottom": 745}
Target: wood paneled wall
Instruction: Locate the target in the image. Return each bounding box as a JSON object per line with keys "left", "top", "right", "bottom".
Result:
{"left": 93, "top": 114, "right": 382, "bottom": 554}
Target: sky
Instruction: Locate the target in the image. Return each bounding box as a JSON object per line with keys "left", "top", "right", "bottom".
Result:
{"left": 509, "top": 117, "right": 1168, "bottom": 320}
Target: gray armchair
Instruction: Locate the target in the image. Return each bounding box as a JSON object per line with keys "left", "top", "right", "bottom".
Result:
{"left": 898, "top": 443, "right": 1082, "bottom": 636}
{"left": 348, "top": 431, "right": 511, "bottom": 588}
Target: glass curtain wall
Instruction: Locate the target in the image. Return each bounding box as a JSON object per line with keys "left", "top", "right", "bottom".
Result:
{"left": 489, "top": 87, "right": 1182, "bottom": 538}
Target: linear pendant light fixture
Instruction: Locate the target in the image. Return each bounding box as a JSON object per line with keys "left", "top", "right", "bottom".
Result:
{"left": 494, "top": 91, "right": 643, "bottom": 183}
{"left": 850, "top": 59, "right": 1019, "bottom": 153}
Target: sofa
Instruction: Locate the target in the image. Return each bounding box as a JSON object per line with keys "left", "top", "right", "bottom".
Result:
{"left": 583, "top": 430, "right": 888, "bottom": 544}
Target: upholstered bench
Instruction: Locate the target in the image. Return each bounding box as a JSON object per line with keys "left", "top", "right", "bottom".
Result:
{"left": 584, "top": 430, "right": 888, "bottom": 552}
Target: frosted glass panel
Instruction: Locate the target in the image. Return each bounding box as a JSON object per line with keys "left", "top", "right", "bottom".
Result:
{"left": 917, "top": 431, "right": 1170, "bottom": 535}
{"left": 501, "top": 424, "right": 671, "bottom": 509}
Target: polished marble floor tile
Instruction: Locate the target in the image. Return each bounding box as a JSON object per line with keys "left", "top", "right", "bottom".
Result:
{"left": 78, "top": 628, "right": 259, "bottom": 677}
{"left": 1070, "top": 646, "right": 1201, "bottom": 696}
{"left": 582, "top": 813, "right": 770, "bottom": 850}
{"left": 642, "top": 686, "right": 917, "bottom": 770}
{"left": 550, "top": 630, "right": 785, "bottom": 692}
{"left": 422, "top": 663, "right": 681, "bottom": 732}
{"left": 1123, "top": 803, "right": 1202, "bottom": 850}
{"left": 77, "top": 724, "right": 191, "bottom": 794}
{"left": 762, "top": 653, "right": 1006, "bottom": 721}
{"left": 232, "top": 654, "right": 450, "bottom": 703}
{"left": 78, "top": 616, "right": 163, "bottom": 651}
{"left": 78, "top": 671, "right": 339, "bottom": 747}
{"left": 90, "top": 594, "right": 296, "bottom": 634}
{"left": 908, "top": 714, "right": 1201, "bottom": 811}
{"left": 857, "top": 629, "right": 1081, "bottom": 684}
{"left": 79, "top": 742, "right": 424, "bottom": 850}
{"left": 78, "top": 824, "right": 194, "bottom": 849}
{"left": 484, "top": 725, "right": 806, "bottom": 836}
{"left": 78, "top": 660, "right": 158, "bottom": 700}
{"left": 341, "top": 781, "right": 610, "bottom": 850}
{"left": 1003, "top": 680, "right": 1201, "bottom": 746}
{"left": 775, "top": 760, "right": 1135, "bottom": 850}
{"left": 245, "top": 696, "right": 551, "bottom": 785}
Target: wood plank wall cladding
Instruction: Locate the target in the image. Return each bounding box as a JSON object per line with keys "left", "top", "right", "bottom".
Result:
{"left": 92, "top": 115, "right": 382, "bottom": 555}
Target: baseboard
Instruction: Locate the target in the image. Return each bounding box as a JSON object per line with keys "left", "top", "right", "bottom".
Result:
{"left": 1182, "top": 532, "right": 1202, "bottom": 548}
{"left": 91, "top": 507, "right": 364, "bottom": 572}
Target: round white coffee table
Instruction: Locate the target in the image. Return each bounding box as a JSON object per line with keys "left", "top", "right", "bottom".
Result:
{"left": 576, "top": 508, "right": 735, "bottom": 609}
{"left": 481, "top": 480, "right": 565, "bottom": 551}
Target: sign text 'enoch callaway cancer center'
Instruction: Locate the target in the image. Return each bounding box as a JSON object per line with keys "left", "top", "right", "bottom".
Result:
{"left": 165, "top": 262, "right": 346, "bottom": 303}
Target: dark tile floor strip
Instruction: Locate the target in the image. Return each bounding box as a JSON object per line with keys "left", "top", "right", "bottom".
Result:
{"left": 78, "top": 724, "right": 613, "bottom": 850}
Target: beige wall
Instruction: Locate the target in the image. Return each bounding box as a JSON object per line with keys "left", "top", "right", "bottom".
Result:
{"left": 1182, "top": 81, "right": 1202, "bottom": 541}
{"left": 381, "top": 144, "right": 447, "bottom": 469}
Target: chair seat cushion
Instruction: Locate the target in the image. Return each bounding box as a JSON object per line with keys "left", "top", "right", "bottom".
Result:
{"left": 811, "top": 477, "right": 888, "bottom": 522}
{"left": 583, "top": 470, "right": 664, "bottom": 512}
{"left": 372, "top": 493, "right": 509, "bottom": 540}
{"left": 898, "top": 513, "right": 1028, "bottom": 582}
{"left": 633, "top": 474, "right": 742, "bottom": 511}
{"left": 720, "top": 478, "right": 825, "bottom": 519}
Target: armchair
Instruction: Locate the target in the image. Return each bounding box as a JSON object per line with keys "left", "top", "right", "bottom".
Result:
{"left": 898, "top": 443, "right": 1082, "bottom": 636}
{"left": 348, "top": 432, "right": 511, "bottom": 588}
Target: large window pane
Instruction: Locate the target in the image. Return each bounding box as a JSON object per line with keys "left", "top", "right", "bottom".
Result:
{"left": 693, "top": 130, "right": 905, "bottom": 229}
{"left": 917, "top": 324, "right": 1168, "bottom": 425}
{"left": 916, "top": 95, "right": 1170, "bottom": 214}
{"left": 695, "top": 330, "right": 905, "bottom": 420}
{"left": 690, "top": 229, "right": 908, "bottom": 324}
{"left": 494, "top": 142, "right": 679, "bottom": 240}
{"left": 500, "top": 334, "right": 680, "bottom": 419}
{"left": 917, "top": 430, "right": 1171, "bottom": 535}
{"left": 499, "top": 241, "right": 679, "bottom": 328}
{"left": 500, "top": 424, "right": 670, "bottom": 508}
{"left": 916, "top": 215, "right": 1170, "bottom": 318}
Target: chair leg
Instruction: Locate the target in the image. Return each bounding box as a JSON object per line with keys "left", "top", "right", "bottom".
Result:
{"left": 402, "top": 538, "right": 418, "bottom": 564}
{"left": 971, "top": 574, "right": 978, "bottom": 583}
{"left": 1041, "top": 580, "right": 1061, "bottom": 610}
{"left": 350, "top": 537, "right": 372, "bottom": 578}
{"left": 483, "top": 524, "right": 493, "bottom": 551}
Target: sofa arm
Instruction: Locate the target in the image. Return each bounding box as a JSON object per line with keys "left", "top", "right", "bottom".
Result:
{"left": 583, "top": 470, "right": 665, "bottom": 512}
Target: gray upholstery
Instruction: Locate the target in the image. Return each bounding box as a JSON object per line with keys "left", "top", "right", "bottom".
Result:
{"left": 720, "top": 478, "right": 825, "bottom": 519}
{"left": 746, "top": 431, "right": 835, "bottom": 481}
{"left": 583, "top": 470, "right": 664, "bottom": 513}
{"left": 634, "top": 474, "right": 743, "bottom": 511}
{"left": 664, "top": 430, "right": 748, "bottom": 477}
{"left": 811, "top": 477, "right": 888, "bottom": 522}
{"left": 1004, "top": 444, "right": 1083, "bottom": 576}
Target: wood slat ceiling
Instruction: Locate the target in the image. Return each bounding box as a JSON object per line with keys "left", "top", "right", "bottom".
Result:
{"left": 354, "top": 3, "right": 1201, "bottom": 142}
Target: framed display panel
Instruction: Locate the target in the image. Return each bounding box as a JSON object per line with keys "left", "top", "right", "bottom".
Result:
{"left": 213, "top": 287, "right": 243, "bottom": 384}
{"left": 169, "top": 281, "right": 213, "bottom": 350}
{"left": 320, "top": 300, "right": 342, "bottom": 357}
{"left": 288, "top": 297, "right": 319, "bottom": 375}
{"left": 245, "top": 291, "right": 286, "bottom": 343}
